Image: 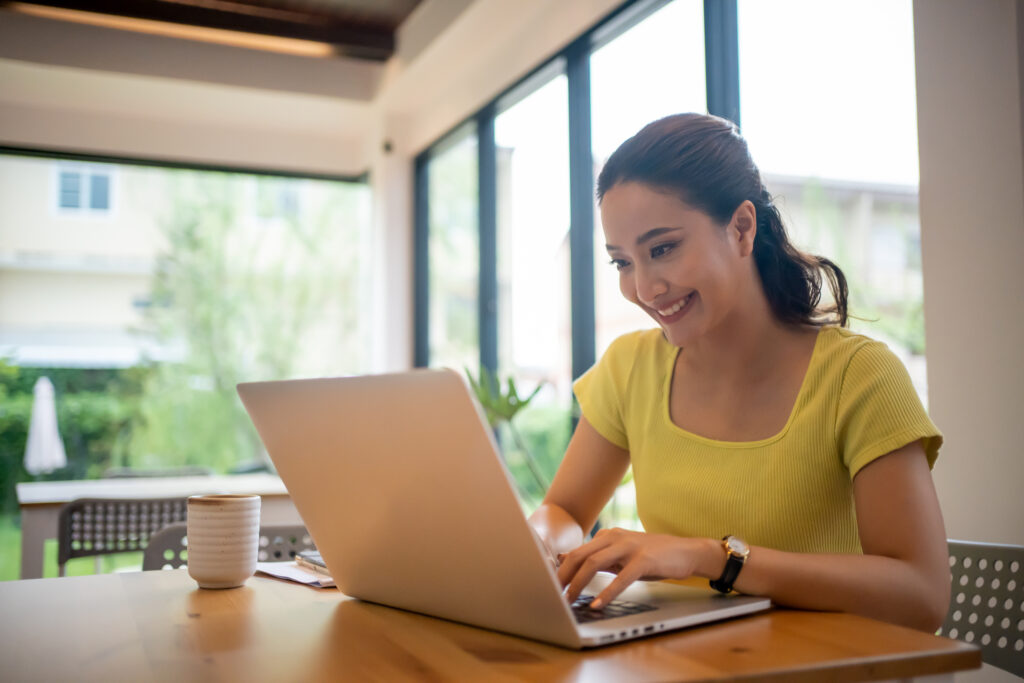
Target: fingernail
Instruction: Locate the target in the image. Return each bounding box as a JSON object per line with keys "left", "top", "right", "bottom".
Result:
{"left": 590, "top": 598, "right": 603, "bottom": 609}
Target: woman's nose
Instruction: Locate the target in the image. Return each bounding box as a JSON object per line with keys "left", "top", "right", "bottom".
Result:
{"left": 632, "top": 263, "right": 667, "bottom": 305}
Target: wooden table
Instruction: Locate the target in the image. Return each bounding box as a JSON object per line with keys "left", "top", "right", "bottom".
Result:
{"left": 16, "top": 474, "right": 302, "bottom": 579}
{"left": 0, "top": 569, "right": 980, "bottom": 682}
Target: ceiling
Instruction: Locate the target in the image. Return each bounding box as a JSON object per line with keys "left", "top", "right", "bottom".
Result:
{"left": 0, "top": 0, "right": 425, "bottom": 61}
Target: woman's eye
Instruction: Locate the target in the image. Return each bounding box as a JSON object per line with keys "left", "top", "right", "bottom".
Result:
{"left": 608, "top": 258, "right": 629, "bottom": 271}
{"left": 651, "top": 242, "right": 677, "bottom": 259}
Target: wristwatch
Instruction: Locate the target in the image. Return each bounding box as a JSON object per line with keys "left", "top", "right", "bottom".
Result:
{"left": 709, "top": 535, "right": 750, "bottom": 594}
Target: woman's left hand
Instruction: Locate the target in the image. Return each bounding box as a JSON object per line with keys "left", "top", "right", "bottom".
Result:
{"left": 557, "top": 528, "right": 719, "bottom": 608}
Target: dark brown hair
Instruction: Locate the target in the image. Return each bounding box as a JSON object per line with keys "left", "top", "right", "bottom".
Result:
{"left": 596, "top": 113, "right": 848, "bottom": 327}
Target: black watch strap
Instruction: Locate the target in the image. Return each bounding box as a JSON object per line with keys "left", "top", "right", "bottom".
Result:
{"left": 710, "top": 536, "right": 747, "bottom": 594}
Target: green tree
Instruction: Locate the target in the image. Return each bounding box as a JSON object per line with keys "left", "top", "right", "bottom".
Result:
{"left": 127, "top": 171, "right": 368, "bottom": 472}
{"left": 0, "top": 362, "right": 145, "bottom": 514}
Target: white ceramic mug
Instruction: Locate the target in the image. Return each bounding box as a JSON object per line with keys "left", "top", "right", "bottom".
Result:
{"left": 186, "top": 494, "right": 261, "bottom": 589}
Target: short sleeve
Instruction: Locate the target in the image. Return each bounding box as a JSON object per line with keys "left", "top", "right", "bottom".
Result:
{"left": 572, "top": 333, "right": 641, "bottom": 450}
{"left": 836, "top": 340, "right": 942, "bottom": 479}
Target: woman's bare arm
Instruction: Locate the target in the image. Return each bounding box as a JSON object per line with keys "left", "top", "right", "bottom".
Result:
{"left": 528, "top": 417, "right": 631, "bottom": 556}
{"left": 557, "top": 441, "right": 951, "bottom": 631}
{"left": 732, "top": 441, "right": 950, "bottom": 630}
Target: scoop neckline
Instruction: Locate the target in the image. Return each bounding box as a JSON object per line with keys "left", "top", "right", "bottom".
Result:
{"left": 660, "top": 327, "right": 827, "bottom": 449}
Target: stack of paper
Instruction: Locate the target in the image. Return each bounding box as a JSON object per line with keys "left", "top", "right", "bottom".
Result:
{"left": 255, "top": 562, "right": 335, "bottom": 588}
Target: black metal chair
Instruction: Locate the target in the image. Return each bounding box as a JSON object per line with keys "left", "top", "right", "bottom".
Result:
{"left": 57, "top": 497, "right": 189, "bottom": 576}
{"left": 938, "top": 540, "right": 1024, "bottom": 678}
{"left": 142, "top": 522, "right": 315, "bottom": 571}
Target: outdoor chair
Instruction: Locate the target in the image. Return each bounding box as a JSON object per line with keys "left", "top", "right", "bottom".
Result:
{"left": 57, "top": 497, "right": 189, "bottom": 576}
{"left": 938, "top": 540, "right": 1024, "bottom": 677}
{"left": 143, "top": 522, "right": 315, "bottom": 570}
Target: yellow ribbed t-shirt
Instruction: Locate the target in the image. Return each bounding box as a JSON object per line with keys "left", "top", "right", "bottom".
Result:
{"left": 573, "top": 326, "right": 942, "bottom": 554}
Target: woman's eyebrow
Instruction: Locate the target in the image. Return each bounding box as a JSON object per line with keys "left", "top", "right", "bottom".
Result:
{"left": 606, "top": 226, "right": 683, "bottom": 251}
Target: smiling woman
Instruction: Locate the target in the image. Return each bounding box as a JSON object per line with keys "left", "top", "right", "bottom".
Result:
{"left": 528, "top": 113, "right": 950, "bottom": 633}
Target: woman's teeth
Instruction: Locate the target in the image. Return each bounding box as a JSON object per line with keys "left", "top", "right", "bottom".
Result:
{"left": 658, "top": 293, "right": 693, "bottom": 316}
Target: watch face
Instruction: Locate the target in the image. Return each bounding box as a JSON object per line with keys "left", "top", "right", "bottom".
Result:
{"left": 727, "top": 536, "right": 749, "bottom": 556}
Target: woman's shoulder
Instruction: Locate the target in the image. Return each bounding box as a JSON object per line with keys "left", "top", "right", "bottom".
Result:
{"left": 603, "top": 327, "right": 671, "bottom": 358}
{"left": 815, "top": 326, "right": 909, "bottom": 379}
{"left": 590, "top": 328, "right": 673, "bottom": 390}
{"left": 818, "top": 325, "right": 890, "bottom": 357}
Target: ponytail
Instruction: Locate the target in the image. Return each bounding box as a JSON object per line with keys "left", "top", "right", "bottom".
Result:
{"left": 752, "top": 190, "right": 848, "bottom": 326}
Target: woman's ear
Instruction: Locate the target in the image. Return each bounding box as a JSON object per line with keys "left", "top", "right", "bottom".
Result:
{"left": 730, "top": 200, "right": 757, "bottom": 257}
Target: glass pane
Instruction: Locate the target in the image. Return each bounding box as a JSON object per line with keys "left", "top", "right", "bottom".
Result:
{"left": 59, "top": 171, "right": 80, "bottom": 208}
{"left": 89, "top": 174, "right": 110, "bottom": 210}
{"left": 738, "top": 0, "right": 927, "bottom": 399}
{"left": 427, "top": 132, "right": 479, "bottom": 372}
{"left": 588, "top": 0, "right": 706, "bottom": 528}
{"left": 591, "top": 0, "right": 707, "bottom": 358}
{"left": 495, "top": 74, "right": 572, "bottom": 507}
{"left": 0, "top": 153, "right": 372, "bottom": 483}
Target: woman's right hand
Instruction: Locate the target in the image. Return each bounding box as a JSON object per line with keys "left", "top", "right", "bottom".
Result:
{"left": 528, "top": 416, "right": 631, "bottom": 569}
{"left": 557, "top": 528, "right": 719, "bottom": 608}
{"left": 527, "top": 503, "right": 585, "bottom": 566}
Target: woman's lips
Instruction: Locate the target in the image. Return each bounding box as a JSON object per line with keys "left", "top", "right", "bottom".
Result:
{"left": 654, "top": 292, "right": 695, "bottom": 323}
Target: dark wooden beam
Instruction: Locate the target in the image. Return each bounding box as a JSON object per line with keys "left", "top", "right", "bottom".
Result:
{"left": 11, "top": 0, "right": 396, "bottom": 60}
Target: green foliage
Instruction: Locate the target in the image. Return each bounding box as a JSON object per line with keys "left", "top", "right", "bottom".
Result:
{"left": 0, "top": 361, "right": 146, "bottom": 515}
{"left": 0, "top": 513, "right": 20, "bottom": 581}
{"left": 129, "top": 171, "right": 368, "bottom": 472}
{"left": 427, "top": 138, "right": 479, "bottom": 368}
{"left": 465, "top": 366, "right": 553, "bottom": 504}
{"left": 856, "top": 296, "right": 926, "bottom": 356}
{"left": 0, "top": 389, "right": 30, "bottom": 516}
{"left": 465, "top": 365, "right": 543, "bottom": 424}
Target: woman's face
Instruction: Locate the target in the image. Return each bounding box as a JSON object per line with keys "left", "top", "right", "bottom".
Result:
{"left": 600, "top": 181, "right": 755, "bottom": 347}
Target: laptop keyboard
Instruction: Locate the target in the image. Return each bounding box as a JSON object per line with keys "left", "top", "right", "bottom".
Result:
{"left": 571, "top": 594, "right": 657, "bottom": 623}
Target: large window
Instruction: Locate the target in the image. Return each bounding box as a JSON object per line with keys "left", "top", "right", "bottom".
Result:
{"left": 0, "top": 152, "right": 371, "bottom": 482}
{"left": 426, "top": 130, "right": 479, "bottom": 373}
{"left": 591, "top": 0, "right": 706, "bottom": 355}
{"left": 738, "top": 0, "right": 927, "bottom": 396}
{"left": 494, "top": 72, "right": 573, "bottom": 502}
{"left": 415, "top": 0, "right": 927, "bottom": 523}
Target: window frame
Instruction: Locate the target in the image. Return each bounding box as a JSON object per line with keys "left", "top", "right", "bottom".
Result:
{"left": 412, "top": 0, "right": 740, "bottom": 377}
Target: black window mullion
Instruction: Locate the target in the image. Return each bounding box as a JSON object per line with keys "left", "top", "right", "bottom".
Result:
{"left": 412, "top": 152, "right": 430, "bottom": 367}
{"left": 566, "top": 37, "right": 596, "bottom": 381}
{"left": 704, "top": 0, "right": 740, "bottom": 126}
{"left": 477, "top": 105, "right": 499, "bottom": 376}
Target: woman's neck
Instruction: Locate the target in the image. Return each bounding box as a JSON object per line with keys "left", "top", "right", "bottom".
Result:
{"left": 677, "top": 292, "right": 813, "bottom": 387}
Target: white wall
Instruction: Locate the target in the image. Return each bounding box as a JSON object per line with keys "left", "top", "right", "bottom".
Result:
{"left": 915, "top": 0, "right": 1024, "bottom": 546}
{"left": 377, "top": 0, "right": 622, "bottom": 153}
{"left": 0, "top": 58, "right": 372, "bottom": 177}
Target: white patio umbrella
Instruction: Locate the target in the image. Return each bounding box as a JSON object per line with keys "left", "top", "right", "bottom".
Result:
{"left": 23, "top": 376, "right": 68, "bottom": 475}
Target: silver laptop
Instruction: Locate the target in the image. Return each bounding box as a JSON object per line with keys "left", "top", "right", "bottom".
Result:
{"left": 237, "top": 369, "right": 770, "bottom": 649}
